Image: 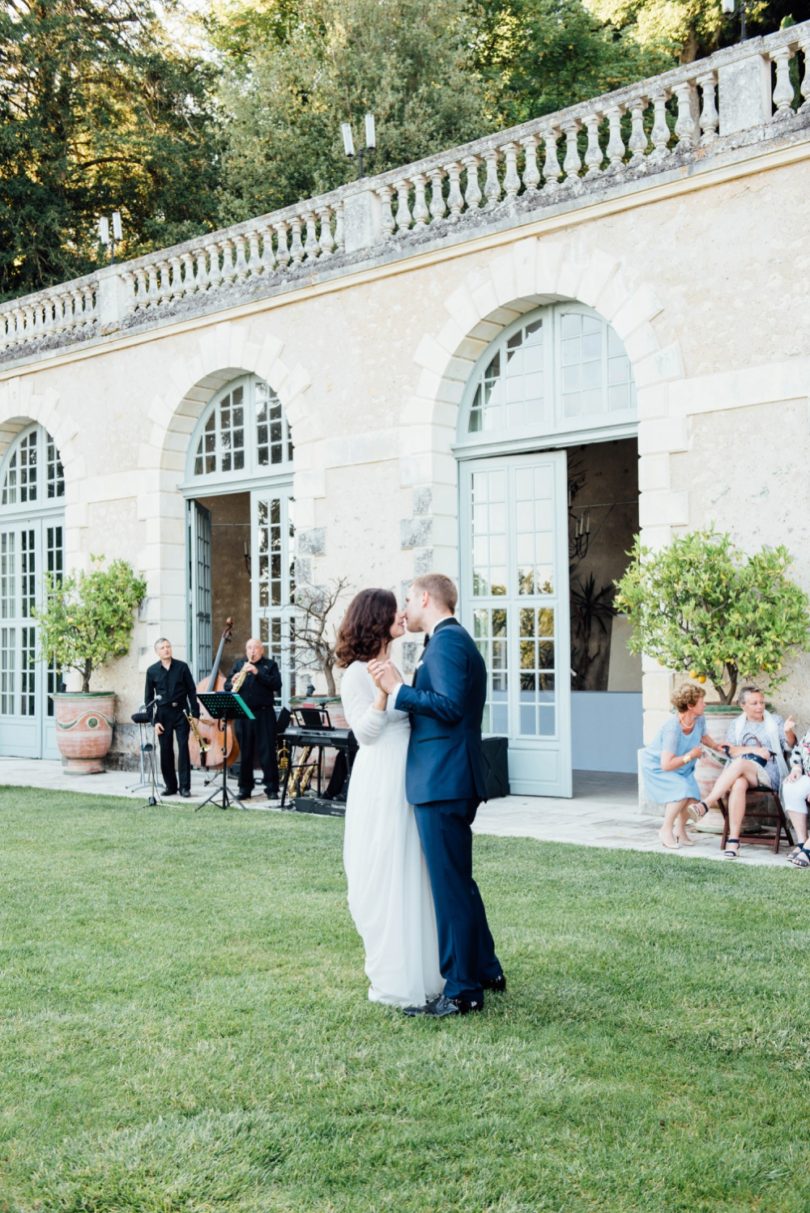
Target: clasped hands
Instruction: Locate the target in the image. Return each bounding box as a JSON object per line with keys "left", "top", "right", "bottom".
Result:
{"left": 368, "top": 659, "right": 402, "bottom": 696}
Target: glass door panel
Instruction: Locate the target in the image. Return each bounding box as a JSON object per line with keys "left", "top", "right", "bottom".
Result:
{"left": 251, "top": 486, "right": 294, "bottom": 701}
{"left": 0, "top": 518, "right": 62, "bottom": 758}
{"left": 187, "top": 501, "right": 212, "bottom": 679}
{"left": 461, "top": 451, "right": 571, "bottom": 797}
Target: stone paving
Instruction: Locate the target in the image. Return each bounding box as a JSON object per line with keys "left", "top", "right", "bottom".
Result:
{"left": 0, "top": 758, "right": 793, "bottom": 869}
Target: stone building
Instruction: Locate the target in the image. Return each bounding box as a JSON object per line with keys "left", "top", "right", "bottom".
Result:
{"left": 0, "top": 23, "right": 808, "bottom": 796}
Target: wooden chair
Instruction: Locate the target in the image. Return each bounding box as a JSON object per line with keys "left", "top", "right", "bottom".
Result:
{"left": 719, "top": 785, "right": 794, "bottom": 854}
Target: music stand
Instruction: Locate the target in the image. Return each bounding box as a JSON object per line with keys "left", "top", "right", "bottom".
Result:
{"left": 195, "top": 691, "right": 255, "bottom": 811}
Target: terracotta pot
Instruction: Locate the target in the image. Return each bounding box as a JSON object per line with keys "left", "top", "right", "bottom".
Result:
{"left": 52, "top": 691, "right": 116, "bottom": 774}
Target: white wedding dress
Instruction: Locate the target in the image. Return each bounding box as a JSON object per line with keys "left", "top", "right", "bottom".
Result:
{"left": 341, "top": 661, "right": 443, "bottom": 1007}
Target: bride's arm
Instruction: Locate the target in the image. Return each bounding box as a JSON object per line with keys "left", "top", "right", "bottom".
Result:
{"left": 340, "top": 666, "right": 389, "bottom": 746}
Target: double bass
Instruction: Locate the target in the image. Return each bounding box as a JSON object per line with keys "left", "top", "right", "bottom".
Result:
{"left": 188, "top": 617, "right": 240, "bottom": 770}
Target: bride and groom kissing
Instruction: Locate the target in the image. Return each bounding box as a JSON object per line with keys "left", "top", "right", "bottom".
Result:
{"left": 336, "top": 573, "right": 505, "bottom": 1017}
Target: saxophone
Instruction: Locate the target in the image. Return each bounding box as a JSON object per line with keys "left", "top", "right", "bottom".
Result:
{"left": 230, "top": 662, "right": 251, "bottom": 694}
{"left": 288, "top": 745, "right": 317, "bottom": 797}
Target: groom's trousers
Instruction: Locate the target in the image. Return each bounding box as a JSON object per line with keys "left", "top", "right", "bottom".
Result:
{"left": 413, "top": 796, "right": 501, "bottom": 1002}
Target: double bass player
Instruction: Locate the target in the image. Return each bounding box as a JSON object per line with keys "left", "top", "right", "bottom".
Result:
{"left": 225, "top": 638, "right": 282, "bottom": 800}
{"left": 144, "top": 637, "right": 200, "bottom": 798}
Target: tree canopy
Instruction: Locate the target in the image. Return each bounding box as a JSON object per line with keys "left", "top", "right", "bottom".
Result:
{"left": 0, "top": 0, "right": 802, "bottom": 298}
{"left": 0, "top": 0, "right": 219, "bottom": 300}
{"left": 211, "top": 0, "right": 492, "bottom": 224}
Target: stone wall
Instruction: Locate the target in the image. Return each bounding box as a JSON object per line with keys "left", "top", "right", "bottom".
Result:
{"left": 0, "top": 121, "right": 809, "bottom": 764}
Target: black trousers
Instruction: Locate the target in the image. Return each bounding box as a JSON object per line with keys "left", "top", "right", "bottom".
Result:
{"left": 157, "top": 711, "right": 191, "bottom": 793}
{"left": 235, "top": 708, "right": 279, "bottom": 794}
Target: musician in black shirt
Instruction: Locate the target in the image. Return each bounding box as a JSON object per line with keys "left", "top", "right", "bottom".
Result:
{"left": 225, "top": 637, "right": 282, "bottom": 799}
{"left": 144, "top": 638, "right": 199, "bottom": 797}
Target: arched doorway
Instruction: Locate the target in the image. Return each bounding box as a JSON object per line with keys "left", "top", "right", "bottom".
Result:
{"left": 456, "top": 302, "right": 641, "bottom": 796}
{"left": 180, "top": 374, "right": 295, "bottom": 693}
{"left": 0, "top": 424, "right": 65, "bottom": 758}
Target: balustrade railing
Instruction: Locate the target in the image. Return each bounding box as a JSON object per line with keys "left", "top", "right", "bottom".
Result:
{"left": 0, "top": 20, "right": 807, "bottom": 359}
{"left": 374, "top": 22, "right": 809, "bottom": 235}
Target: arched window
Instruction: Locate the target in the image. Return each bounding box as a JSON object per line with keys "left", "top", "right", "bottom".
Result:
{"left": 461, "top": 303, "right": 636, "bottom": 444}
{"left": 1, "top": 425, "right": 64, "bottom": 506}
{"left": 457, "top": 302, "right": 638, "bottom": 798}
{"left": 190, "top": 375, "right": 293, "bottom": 481}
{"left": 184, "top": 375, "right": 295, "bottom": 691}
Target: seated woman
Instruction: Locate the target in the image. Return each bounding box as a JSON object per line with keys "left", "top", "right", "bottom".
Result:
{"left": 641, "top": 684, "right": 726, "bottom": 850}
{"left": 783, "top": 728, "right": 810, "bottom": 867}
{"left": 687, "top": 686, "right": 796, "bottom": 860}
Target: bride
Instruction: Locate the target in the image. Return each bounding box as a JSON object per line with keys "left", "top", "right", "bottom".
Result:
{"left": 335, "top": 588, "right": 443, "bottom": 1008}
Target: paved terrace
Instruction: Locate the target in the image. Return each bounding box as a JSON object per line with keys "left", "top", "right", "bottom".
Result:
{"left": 0, "top": 759, "right": 791, "bottom": 867}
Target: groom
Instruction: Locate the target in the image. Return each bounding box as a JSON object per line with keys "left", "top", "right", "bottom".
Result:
{"left": 370, "top": 573, "right": 505, "bottom": 1017}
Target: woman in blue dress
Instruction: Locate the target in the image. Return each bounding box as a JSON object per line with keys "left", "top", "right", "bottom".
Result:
{"left": 641, "top": 684, "right": 725, "bottom": 849}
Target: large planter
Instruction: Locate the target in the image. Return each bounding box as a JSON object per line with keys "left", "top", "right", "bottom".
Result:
{"left": 52, "top": 691, "right": 116, "bottom": 774}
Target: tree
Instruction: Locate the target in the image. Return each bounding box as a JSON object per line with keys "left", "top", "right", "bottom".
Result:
{"left": 292, "top": 577, "right": 350, "bottom": 696}
{"left": 213, "top": 0, "right": 492, "bottom": 224}
{"left": 468, "top": 0, "right": 671, "bottom": 128}
{"left": 0, "top": 0, "right": 219, "bottom": 300}
{"left": 34, "top": 557, "right": 147, "bottom": 693}
{"left": 583, "top": 0, "right": 802, "bottom": 64}
{"left": 614, "top": 530, "right": 810, "bottom": 705}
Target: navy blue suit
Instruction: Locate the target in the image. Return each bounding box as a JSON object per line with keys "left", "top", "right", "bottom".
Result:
{"left": 395, "top": 617, "right": 501, "bottom": 1002}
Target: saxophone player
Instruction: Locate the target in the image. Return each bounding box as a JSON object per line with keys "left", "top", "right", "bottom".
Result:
{"left": 225, "top": 638, "right": 282, "bottom": 800}
{"left": 144, "top": 638, "right": 199, "bottom": 798}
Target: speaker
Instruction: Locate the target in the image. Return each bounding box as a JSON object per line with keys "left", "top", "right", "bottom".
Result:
{"left": 482, "top": 736, "right": 510, "bottom": 800}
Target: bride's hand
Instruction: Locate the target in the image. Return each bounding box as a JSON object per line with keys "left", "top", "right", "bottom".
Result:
{"left": 369, "top": 659, "right": 402, "bottom": 695}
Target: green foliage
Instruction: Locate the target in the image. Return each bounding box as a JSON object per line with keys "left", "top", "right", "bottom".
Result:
{"left": 0, "top": 0, "right": 220, "bottom": 300}
{"left": 213, "top": 0, "right": 493, "bottom": 223}
{"left": 34, "top": 557, "right": 147, "bottom": 693}
{"left": 470, "top": 0, "right": 671, "bottom": 127}
{"left": 584, "top": 0, "right": 801, "bottom": 63}
{"left": 615, "top": 529, "right": 810, "bottom": 704}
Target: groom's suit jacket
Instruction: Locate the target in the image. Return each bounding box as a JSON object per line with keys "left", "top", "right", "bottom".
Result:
{"left": 394, "top": 617, "right": 489, "bottom": 806}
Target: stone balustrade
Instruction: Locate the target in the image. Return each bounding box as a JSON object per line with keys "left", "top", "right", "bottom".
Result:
{"left": 372, "top": 22, "right": 809, "bottom": 235}
{"left": 0, "top": 19, "right": 807, "bottom": 362}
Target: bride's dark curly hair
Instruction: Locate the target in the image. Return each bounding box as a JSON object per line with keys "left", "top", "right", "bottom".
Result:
{"left": 335, "top": 588, "right": 398, "bottom": 667}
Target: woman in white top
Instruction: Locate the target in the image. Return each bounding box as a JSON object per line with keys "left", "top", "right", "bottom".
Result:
{"left": 335, "top": 588, "right": 443, "bottom": 1007}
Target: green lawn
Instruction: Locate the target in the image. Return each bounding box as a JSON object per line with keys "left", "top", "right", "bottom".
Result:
{"left": 1, "top": 787, "right": 809, "bottom": 1213}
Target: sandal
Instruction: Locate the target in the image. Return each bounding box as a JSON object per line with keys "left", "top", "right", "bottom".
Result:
{"left": 789, "top": 847, "right": 810, "bottom": 868}
{"left": 686, "top": 800, "right": 710, "bottom": 823}
{"left": 723, "top": 837, "right": 740, "bottom": 859}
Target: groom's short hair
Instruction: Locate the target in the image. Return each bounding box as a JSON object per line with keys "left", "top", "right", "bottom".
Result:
{"left": 411, "top": 573, "right": 457, "bottom": 613}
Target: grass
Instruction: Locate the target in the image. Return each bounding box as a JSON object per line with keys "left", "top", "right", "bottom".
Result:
{"left": 1, "top": 787, "right": 810, "bottom": 1213}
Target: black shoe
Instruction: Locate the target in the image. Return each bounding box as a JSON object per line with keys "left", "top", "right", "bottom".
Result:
{"left": 238, "top": 789, "right": 252, "bottom": 799}
{"left": 403, "top": 993, "right": 483, "bottom": 1017}
{"left": 483, "top": 973, "right": 507, "bottom": 993}
{"left": 179, "top": 789, "right": 191, "bottom": 798}
{"left": 264, "top": 787, "right": 280, "bottom": 799}
{"left": 160, "top": 786, "right": 178, "bottom": 796}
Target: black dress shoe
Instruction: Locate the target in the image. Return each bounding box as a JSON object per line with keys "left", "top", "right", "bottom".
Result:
{"left": 179, "top": 789, "right": 191, "bottom": 798}
{"left": 264, "top": 787, "right": 280, "bottom": 799}
{"left": 160, "top": 786, "right": 178, "bottom": 796}
{"left": 403, "top": 993, "right": 483, "bottom": 1017}
{"left": 238, "top": 789, "right": 252, "bottom": 799}
{"left": 483, "top": 973, "right": 507, "bottom": 993}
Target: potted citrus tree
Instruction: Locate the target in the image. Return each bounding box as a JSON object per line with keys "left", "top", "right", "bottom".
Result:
{"left": 614, "top": 529, "right": 810, "bottom": 706}
{"left": 35, "top": 557, "right": 147, "bottom": 773}
{"left": 616, "top": 529, "right": 810, "bottom": 819}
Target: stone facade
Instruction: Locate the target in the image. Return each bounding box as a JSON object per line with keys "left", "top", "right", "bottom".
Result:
{"left": 1, "top": 25, "right": 809, "bottom": 775}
